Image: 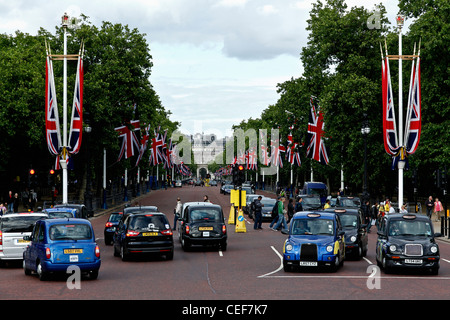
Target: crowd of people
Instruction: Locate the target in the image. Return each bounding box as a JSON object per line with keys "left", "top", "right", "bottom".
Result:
{"left": 0, "top": 189, "right": 38, "bottom": 215}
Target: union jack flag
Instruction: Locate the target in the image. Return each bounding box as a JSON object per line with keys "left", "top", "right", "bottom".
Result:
{"left": 45, "top": 51, "right": 62, "bottom": 156}
{"left": 306, "top": 97, "right": 329, "bottom": 165}
{"left": 286, "top": 131, "right": 301, "bottom": 166}
{"left": 382, "top": 51, "right": 400, "bottom": 156}
{"left": 149, "top": 128, "right": 165, "bottom": 166}
{"left": 246, "top": 147, "right": 258, "bottom": 170}
{"left": 135, "top": 124, "right": 150, "bottom": 167}
{"left": 404, "top": 53, "right": 421, "bottom": 155}
{"left": 68, "top": 49, "right": 84, "bottom": 155}
{"left": 115, "top": 120, "right": 141, "bottom": 161}
{"left": 270, "top": 137, "right": 286, "bottom": 168}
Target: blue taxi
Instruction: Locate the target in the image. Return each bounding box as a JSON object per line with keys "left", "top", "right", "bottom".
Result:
{"left": 23, "top": 218, "right": 101, "bottom": 280}
{"left": 281, "top": 211, "right": 345, "bottom": 272}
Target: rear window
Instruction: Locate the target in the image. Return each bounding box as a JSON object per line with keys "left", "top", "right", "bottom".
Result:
{"left": 48, "top": 211, "right": 74, "bottom": 219}
{"left": 1, "top": 215, "right": 44, "bottom": 233}
{"left": 49, "top": 224, "right": 92, "bottom": 241}
{"left": 189, "top": 209, "right": 222, "bottom": 222}
{"left": 108, "top": 213, "right": 123, "bottom": 222}
{"left": 129, "top": 215, "right": 169, "bottom": 231}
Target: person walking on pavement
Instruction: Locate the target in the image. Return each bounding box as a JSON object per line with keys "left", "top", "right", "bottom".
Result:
{"left": 253, "top": 196, "right": 263, "bottom": 230}
{"left": 174, "top": 197, "right": 182, "bottom": 230}
{"left": 272, "top": 197, "right": 287, "bottom": 231}
{"left": 295, "top": 197, "right": 303, "bottom": 212}
{"left": 287, "top": 198, "right": 295, "bottom": 223}
{"left": 433, "top": 197, "right": 444, "bottom": 222}
{"left": 6, "top": 190, "right": 14, "bottom": 213}
{"left": 425, "top": 196, "right": 434, "bottom": 219}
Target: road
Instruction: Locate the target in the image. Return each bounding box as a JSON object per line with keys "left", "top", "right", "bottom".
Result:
{"left": 1, "top": 184, "right": 450, "bottom": 303}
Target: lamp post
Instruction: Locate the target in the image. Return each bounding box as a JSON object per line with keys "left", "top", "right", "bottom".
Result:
{"left": 397, "top": 14, "right": 405, "bottom": 210}
{"left": 361, "top": 114, "right": 370, "bottom": 202}
{"left": 84, "top": 113, "right": 93, "bottom": 217}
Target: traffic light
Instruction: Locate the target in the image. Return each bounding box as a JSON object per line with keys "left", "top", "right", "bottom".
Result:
{"left": 29, "top": 169, "right": 35, "bottom": 175}
{"left": 236, "top": 164, "right": 245, "bottom": 186}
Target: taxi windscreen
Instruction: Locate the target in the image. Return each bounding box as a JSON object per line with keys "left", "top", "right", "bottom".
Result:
{"left": 291, "top": 219, "right": 334, "bottom": 236}
{"left": 189, "top": 209, "right": 221, "bottom": 222}
{"left": 339, "top": 214, "right": 358, "bottom": 228}
{"left": 388, "top": 220, "right": 433, "bottom": 237}
{"left": 49, "top": 224, "right": 92, "bottom": 241}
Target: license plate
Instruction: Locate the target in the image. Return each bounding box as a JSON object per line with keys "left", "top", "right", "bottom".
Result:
{"left": 16, "top": 239, "right": 30, "bottom": 244}
{"left": 199, "top": 227, "right": 213, "bottom": 231}
{"left": 203, "top": 232, "right": 210, "bottom": 237}
{"left": 405, "top": 259, "right": 422, "bottom": 264}
{"left": 299, "top": 261, "right": 318, "bottom": 266}
{"left": 142, "top": 232, "right": 158, "bottom": 236}
{"left": 64, "top": 249, "right": 83, "bottom": 254}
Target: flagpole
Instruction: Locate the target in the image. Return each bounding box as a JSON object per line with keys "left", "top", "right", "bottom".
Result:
{"left": 61, "top": 13, "right": 69, "bottom": 204}
{"left": 397, "top": 15, "right": 405, "bottom": 210}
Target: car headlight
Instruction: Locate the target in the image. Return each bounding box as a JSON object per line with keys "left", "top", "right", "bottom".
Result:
{"left": 389, "top": 245, "right": 397, "bottom": 252}
{"left": 430, "top": 245, "right": 438, "bottom": 254}
{"left": 350, "top": 236, "right": 357, "bottom": 243}
{"left": 326, "top": 245, "right": 333, "bottom": 253}
{"left": 286, "top": 244, "right": 293, "bottom": 252}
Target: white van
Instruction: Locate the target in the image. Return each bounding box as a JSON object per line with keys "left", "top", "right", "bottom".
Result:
{"left": 0, "top": 212, "right": 47, "bottom": 263}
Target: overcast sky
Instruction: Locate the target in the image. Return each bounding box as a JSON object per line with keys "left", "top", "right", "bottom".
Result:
{"left": 1, "top": 0, "right": 404, "bottom": 138}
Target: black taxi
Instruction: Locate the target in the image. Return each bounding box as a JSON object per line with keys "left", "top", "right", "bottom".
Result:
{"left": 324, "top": 208, "right": 368, "bottom": 259}
{"left": 376, "top": 213, "right": 441, "bottom": 274}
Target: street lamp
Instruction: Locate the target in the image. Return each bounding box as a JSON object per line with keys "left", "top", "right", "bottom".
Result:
{"left": 361, "top": 115, "right": 370, "bottom": 202}
{"left": 84, "top": 113, "right": 93, "bottom": 217}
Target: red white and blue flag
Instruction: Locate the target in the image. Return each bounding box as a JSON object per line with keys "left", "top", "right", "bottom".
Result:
{"left": 404, "top": 50, "right": 421, "bottom": 155}
{"left": 45, "top": 50, "right": 62, "bottom": 156}
{"left": 382, "top": 50, "right": 400, "bottom": 156}
{"left": 286, "top": 131, "right": 301, "bottom": 167}
{"left": 68, "top": 48, "right": 84, "bottom": 155}
{"left": 115, "top": 120, "right": 141, "bottom": 161}
{"left": 149, "top": 128, "right": 165, "bottom": 166}
{"left": 306, "top": 97, "right": 329, "bottom": 165}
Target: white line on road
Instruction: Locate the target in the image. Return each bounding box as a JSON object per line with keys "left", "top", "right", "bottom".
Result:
{"left": 257, "top": 246, "right": 284, "bottom": 278}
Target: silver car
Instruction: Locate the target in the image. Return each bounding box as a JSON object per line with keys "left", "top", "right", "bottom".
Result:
{"left": 0, "top": 212, "right": 47, "bottom": 263}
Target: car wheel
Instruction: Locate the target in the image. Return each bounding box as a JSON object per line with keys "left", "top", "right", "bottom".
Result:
{"left": 120, "top": 246, "right": 129, "bottom": 261}
{"left": 181, "top": 238, "right": 190, "bottom": 251}
{"left": 89, "top": 270, "right": 99, "bottom": 280}
{"left": 37, "top": 262, "right": 48, "bottom": 281}
{"left": 332, "top": 253, "right": 341, "bottom": 272}
{"left": 23, "top": 260, "right": 31, "bottom": 276}
{"left": 382, "top": 255, "right": 391, "bottom": 274}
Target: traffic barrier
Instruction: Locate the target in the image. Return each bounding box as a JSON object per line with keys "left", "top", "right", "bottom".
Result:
{"left": 228, "top": 206, "right": 235, "bottom": 225}
{"left": 235, "top": 209, "right": 247, "bottom": 233}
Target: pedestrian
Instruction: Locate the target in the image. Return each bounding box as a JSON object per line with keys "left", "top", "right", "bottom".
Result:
{"left": 400, "top": 204, "right": 408, "bottom": 214}
{"left": 367, "top": 203, "right": 378, "bottom": 232}
{"left": 425, "top": 196, "right": 434, "bottom": 219}
{"left": 433, "top": 197, "right": 444, "bottom": 222}
{"left": 324, "top": 199, "right": 331, "bottom": 209}
{"left": 269, "top": 198, "right": 281, "bottom": 229}
{"left": 253, "top": 196, "right": 263, "bottom": 230}
{"left": 6, "top": 190, "right": 14, "bottom": 213}
{"left": 287, "top": 198, "right": 294, "bottom": 223}
{"left": 174, "top": 197, "right": 182, "bottom": 230}
{"left": 0, "top": 203, "right": 6, "bottom": 216}
{"left": 294, "top": 197, "right": 303, "bottom": 212}
{"left": 203, "top": 195, "right": 211, "bottom": 203}
{"left": 271, "top": 197, "right": 287, "bottom": 231}
{"left": 13, "top": 193, "right": 20, "bottom": 213}
{"left": 362, "top": 200, "right": 370, "bottom": 226}
{"left": 28, "top": 189, "right": 37, "bottom": 211}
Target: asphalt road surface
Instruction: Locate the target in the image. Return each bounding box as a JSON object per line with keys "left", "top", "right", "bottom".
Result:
{"left": 1, "top": 184, "right": 450, "bottom": 304}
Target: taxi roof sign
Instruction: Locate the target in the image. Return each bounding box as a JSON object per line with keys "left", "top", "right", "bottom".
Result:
{"left": 307, "top": 213, "right": 321, "bottom": 218}
{"left": 402, "top": 214, "right": 417, "bottom": 220}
